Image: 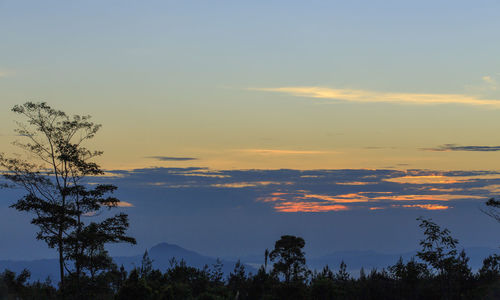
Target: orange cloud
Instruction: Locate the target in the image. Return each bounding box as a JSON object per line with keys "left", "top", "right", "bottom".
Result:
{"left": 101, "top": 201, "right": 134, "bottom": 207}
{"left": 212, "top": 181, "right": 291, "bottom": 188}
{"left": 301, "top": 193, "right": 370, "bottom": 203}
{"left": 180, "top": 173, "right": 230, "bottom": 178}
{"left": 373, "top": 194, "right": 483, "bottom": 201}
{"left": 384, "top": 175, "right": 464, "bottom": 184}
{"left": 425, "top": 187, "right": 464, "bottom": 192}
{"left": 336, "top": 181, "right": 372, "bottom": 186}
{"left": 274, "top": 202, "right": 349, "bottom": 212}
{"left": 399, "top": 204, "right": 450, "bottom": 210}
{"left": 256, "top": 188, "right": 482, "bottom": 213}
{"left": 385, "top": 174, "right": 500, "bottom": 184}
{"left": 301, "top": 192, "right": 482, "bottom": 203}
{"left": 256, "top": 195, "right": 287, "bottom": 203}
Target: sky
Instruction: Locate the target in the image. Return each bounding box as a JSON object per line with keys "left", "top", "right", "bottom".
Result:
{"left": 1, "top": 1, "right": 500, "bottom": 260}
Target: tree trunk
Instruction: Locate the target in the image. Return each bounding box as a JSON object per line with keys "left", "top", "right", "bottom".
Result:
{"left": 58, "top": 231, "right": 65, "bottom": 296}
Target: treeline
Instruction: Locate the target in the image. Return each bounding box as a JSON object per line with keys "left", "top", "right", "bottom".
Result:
{"left": 2, "top": 103, "right": 500, "bottom": 299}
{"left": 2, "top": 218, "right": 500, "bottom": 299}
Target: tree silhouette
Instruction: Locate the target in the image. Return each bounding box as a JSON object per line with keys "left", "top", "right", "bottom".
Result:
{"left": 416, "top": 217, "right": 472, "bottom": 299}
{"left": 483, "top": 198, "right": 500, "bottom": 223}
{"left": 0, "top": 102, "right": 135, "bottom": 294}
{"left": 416, "top": 217, "right": 459, "bottom": 275}
{"left": 269, "top": 235, "right": 307, "bottom": 283}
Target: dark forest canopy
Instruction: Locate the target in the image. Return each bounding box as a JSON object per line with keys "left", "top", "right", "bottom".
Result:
{"left": 2, "top": 219, "right": 500, "bottom": 299}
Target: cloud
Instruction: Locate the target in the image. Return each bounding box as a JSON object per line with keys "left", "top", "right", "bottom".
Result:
{"left": 274, "top": 202, "right": 349, "bottom": 212}
{"left": 398, "top": 204, "right": 450, "bottom": 210}
{"left": 483, "top": 76, "right": 495, "bottom": 84}
{"left": 384, "top": 173, "right": 500, "bottom": 184}
{"left": 471, "top": 184, "right": 500, "bottom": 193}
{"left": 375, "top": 194, "right": 483, "bottom": 201}
{"left": 147, "top": 156, "right": 198, "bottom": 161}
{"left": 95, "top": 167, "right": 498, "bottom": 213}
{"left": 102, "top": 201, "right": 134, "bottom": 207}
{"left": 237, "top": 149, "right": 329, "bottom": 155}
{"left": 211, "top": 181, "right": 291, "bottom": 188}
{"left": 116, "top": 201, "right": 134, "bottom": 207}
{"left": 251, "top": 86, "right": 500, "bottom": 107}
{"left": 423, "top": 144, "right": 500, "bottom": 152}
{"left": 257, "top": 188, "right": 483, "bottom": 212}
{"left": 301, "top": 193, "right": 371, "bottom": 203}
{"left": 336, "top": 181, "right": 373, "bottom": 186}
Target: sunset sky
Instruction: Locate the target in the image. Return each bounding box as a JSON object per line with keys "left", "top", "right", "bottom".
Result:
{"left": 1, "top": 1, "right": 500, "bottom": 259}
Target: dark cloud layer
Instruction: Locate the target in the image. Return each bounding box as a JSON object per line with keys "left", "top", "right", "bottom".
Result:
{"left": 423, "top": 144, "right": 500, "bottom": 152}
{"left": 99, "top": 167, "right": 497, "bottom": 213}
{"left": 3, "top": 167, "right": 500, "bottom": 260}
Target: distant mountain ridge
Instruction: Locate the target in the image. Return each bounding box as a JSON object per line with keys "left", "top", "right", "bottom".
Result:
{"left": 0, "top": 242, "right": 256, "bottom": 283}
{"left": 0, "top": 243, "right": 498, "bottom": 283}
{"left": 114, "top": 242, "right": 254, "bottom": 276}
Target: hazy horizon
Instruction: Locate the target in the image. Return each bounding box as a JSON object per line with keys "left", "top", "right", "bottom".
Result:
{"left": 2, "top": 0, "right": 500, "bottom": 265}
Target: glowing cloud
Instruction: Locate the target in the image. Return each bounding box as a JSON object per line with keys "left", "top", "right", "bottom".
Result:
{"left": 301, "top": 193, "right": 371, "bottom": 203}
{"left": 386, "top": 174, "right": 500, "bottom": 184}
{"left": 274, "top": 202, "right": 349, "bottom": 212}
{"left": 301, "top": 192, "right": 481, "bottom": 203}
{"left": 399, "top": 204, "right": 450, "bottom": 210}
{"left": 256, "top": 189, "right": 482, "bottom": 213}
{"left": 375, "top": 194, "right": 483, "bottom": 201}
{"left": 336, "top": 181, "right": 373, "bottom": 186}
{"left": 251, "top": 86, "right": 500, "bottom": 107}
{"left": 425, "top": 187, "right": 464, "bottom": 192}
{"left": 179, "top": 173, "right": 230, "bottom": 178}
{"left": 102, "top": 201, "right": 134, "bottom": 207}
{"left": 212, "top": 181, "right": 289, "bottom": 188}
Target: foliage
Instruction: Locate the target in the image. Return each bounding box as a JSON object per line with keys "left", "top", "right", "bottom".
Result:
{"left": 2, "top": 227, "right": 500, "bottom": 300}
{"left": 3, "top": 102, "right": 500, "bottom": 299}
{"left": 483, "top": 197, "right": 500, "bottom": 223}
{"left": 269, "top": 235, "right": 308, "bottom": 284}
{"left": 0, "top": 102, "right": 135, "bottom": 297}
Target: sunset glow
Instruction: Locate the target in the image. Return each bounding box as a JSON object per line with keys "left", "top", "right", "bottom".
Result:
{"left": 2, "top": 1, "right": 500, "bottom": 283}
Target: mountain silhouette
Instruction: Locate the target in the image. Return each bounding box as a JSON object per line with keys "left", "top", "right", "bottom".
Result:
{"left": 1, "top": 244, "right": 497, "bottom": 283}
{"left": 0, "top": 242, "right": 256, "bottom": 283}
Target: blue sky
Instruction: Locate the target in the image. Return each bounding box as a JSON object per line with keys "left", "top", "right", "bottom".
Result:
{"left": 1, "top": 1, "right": 500, "bottom": 260}
{"left": 2, "top": 1, "right": 500, "bottom": 171}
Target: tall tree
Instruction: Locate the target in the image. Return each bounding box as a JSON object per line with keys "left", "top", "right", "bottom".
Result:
{"left": 269, "top": 235, "right": 307, "bottom": 283}
{"left": 416, "top": 217, "right": 459, "bottom": 275}
{"left": 0, "top": 102, "right": 135, "bottom": 292}
{"left": 416, "top": 217, "right": 472, "bottom": 299}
